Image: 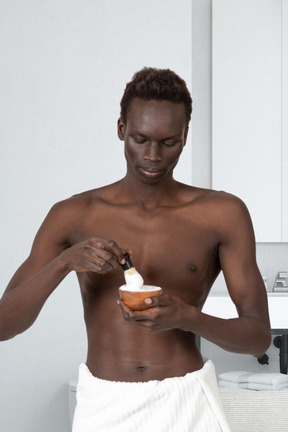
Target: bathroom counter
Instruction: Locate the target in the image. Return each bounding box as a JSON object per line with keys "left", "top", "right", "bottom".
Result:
{"left": 203, "top": 292, "right": 288, "bottom": 373}
{"left": 203, "top": 292, "right": 288, "bottom": 329}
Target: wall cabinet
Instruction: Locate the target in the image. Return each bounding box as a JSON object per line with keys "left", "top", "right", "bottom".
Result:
{"left": 212, "top": 0, "right": 288, "bottom": 242}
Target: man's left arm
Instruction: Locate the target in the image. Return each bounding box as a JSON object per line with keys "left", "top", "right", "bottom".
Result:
{"left": 180, "top": 194, "right": 271, "bottom": 356}
{"left": 205, "top": 194, "right": 272, "bottom": 356}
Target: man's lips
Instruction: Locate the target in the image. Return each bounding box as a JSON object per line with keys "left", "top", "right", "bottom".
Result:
{"left": 139, "top": 167, "right": 162, "bottom": 177}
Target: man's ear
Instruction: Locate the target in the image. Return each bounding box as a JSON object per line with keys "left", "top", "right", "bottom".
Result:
{"left": 183, "top": 125, "right": 189, "bottom": 146}
{"left": 117, "top": 118, "right": 125, "bottom": 141}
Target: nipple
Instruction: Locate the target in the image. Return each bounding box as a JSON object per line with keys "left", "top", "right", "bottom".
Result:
{"left": 120, "top": 254, "right": 144, "bottom": 290}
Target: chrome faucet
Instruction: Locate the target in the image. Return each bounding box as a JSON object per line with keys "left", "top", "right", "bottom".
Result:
{"left": 273, "top": 271, "right": 288, "bottom": 292}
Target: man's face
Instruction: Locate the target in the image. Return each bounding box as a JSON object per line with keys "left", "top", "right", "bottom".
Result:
{"left": 118, "top": 98, "right": 188, "bottom": 184}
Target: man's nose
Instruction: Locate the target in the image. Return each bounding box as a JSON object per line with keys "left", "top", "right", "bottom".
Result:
{"left": 144, "top": 142, "right": 162, "bottom": 162}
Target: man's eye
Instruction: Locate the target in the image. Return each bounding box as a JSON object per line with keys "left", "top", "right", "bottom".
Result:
{"left": 134, "top": 137, "right": 146, "bottom": 144}
{"left": 163, "top": 141, "right": 177, "bottom": 147}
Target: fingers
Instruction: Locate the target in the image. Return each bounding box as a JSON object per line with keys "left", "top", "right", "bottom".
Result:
{"left": 117, "top": 299, "right": 153, "bottom": 321}
{"left": 118, "top": 302, "right": 157, "bottom": 330}
{"left": 117, "top": 297, "right": 168, "bottom": 332}
{"left": 96, "top": 238, "right": 126, "bottom": 265}
{"left": 118, "top": 295, "right": 169, "bottom": 316}
{"left": 144, "top": 294, "right": 170, "bottom": 308}
{"left": 117, "top": 295, "right": 184, "bottom": 332}
{"left": 67, "top": 237, "right": 129, "bottom": 273}
{"left": 78, "top": 242, "right": 117, "bottom": 273}
{"left": 81, "top": 237, "right": 134, "bottom": 271}
{"left": 144, "top": 295, "right": 162, "bottom": 308}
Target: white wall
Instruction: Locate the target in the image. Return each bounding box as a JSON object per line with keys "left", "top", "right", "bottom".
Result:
{"left": 191, "top": 0, "right": 288, "bottom": 295}
{"left": 1, "top": 1, "right": 287, "bottom": 431}
{"left": 0, "top": 1, "right": 192, "bottom": 431}
{"left": 212, "top": 0, "right": 286, "bottom": 242}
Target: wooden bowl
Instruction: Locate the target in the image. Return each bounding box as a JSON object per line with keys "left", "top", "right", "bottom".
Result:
{"left": 119, "top": 285, "right": 162, "bottom": 311}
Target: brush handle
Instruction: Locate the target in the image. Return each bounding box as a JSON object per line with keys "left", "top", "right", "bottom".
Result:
{"left": 120, "top": 254, "right": 133, "bottom": 270}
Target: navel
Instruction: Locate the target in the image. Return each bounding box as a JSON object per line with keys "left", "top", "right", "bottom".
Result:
{"left": 135, "top": 365, "right": 149, "bottom": 373}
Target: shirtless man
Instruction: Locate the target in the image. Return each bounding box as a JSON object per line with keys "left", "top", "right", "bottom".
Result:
{"left": 0, "top": 68, "right": 271, "bottom": 431}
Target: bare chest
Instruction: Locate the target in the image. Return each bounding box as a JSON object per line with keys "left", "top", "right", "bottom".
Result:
{"left": 71, "top": 204, "right": 220, "bottom": 301}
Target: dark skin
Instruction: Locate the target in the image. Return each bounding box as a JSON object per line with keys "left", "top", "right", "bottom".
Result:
{"left": 0, "top": 98, "right": 271, "bottom": 382}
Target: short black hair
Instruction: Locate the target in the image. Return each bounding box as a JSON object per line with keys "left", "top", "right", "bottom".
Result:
{"left": 120, "top": 67, "right": 192, "bottom": 125}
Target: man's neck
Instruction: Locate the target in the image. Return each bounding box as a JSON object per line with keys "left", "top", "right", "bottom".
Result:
{"left": 120, "top": 175, "right": 180, "bottom": 211}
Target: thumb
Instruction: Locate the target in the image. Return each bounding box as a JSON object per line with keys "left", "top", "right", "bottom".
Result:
{"left": 144, "top": 294, "right": 164, "bottom": 307}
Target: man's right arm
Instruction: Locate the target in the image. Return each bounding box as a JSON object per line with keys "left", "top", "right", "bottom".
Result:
{"left": 0, "top": 198, "right": 125, "bottom": 341}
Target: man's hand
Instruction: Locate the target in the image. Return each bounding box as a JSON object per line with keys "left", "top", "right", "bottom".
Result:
{"left": 61, "top": 237, "right": 127, "bottom": 273}
{"left": 117, "top": 294, "right": 191, "bottom": 332}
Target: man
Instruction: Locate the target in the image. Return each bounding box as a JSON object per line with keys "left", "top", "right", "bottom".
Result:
{"left": 0, "top": 68, "right": 271, "bottom": 431}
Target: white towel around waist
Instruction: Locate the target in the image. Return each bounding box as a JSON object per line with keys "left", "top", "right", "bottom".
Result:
{"left": 72, "top": 359, "right": 231, "bottom": 432}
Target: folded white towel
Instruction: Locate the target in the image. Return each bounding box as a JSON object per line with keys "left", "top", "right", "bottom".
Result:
{"left": 247, "top": 382, "right": 288, "bottom": 391}
{"left": 219, "top": 379, "right": 288, "bottom": 391}
{"left": 218, "top": 371, "right": 251, "bottom": 383}
{"left": 218, "top": 371, "right": 288, "bottom": 392}
{"left": 218, "top": 380, "right": 248, "bottom": 389}
{"left": 218, "top": 371, "right": 288, "bottom": 386}
{"left": 247, "top": 373, "right": 288, "bottom": 386}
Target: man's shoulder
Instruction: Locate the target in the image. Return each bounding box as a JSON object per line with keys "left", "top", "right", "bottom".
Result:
{"left": 183, "top": 185, "right": 239, "bottom": 205}
{"left": 187, "top": 186, "right": 250, "bottom": 221}
{"left": 210, "top": 189, "right": 248, "bottom": 212}
{"left": 50, "top": 182, "right": 121, "bottom": 217}
{"left": 201, "top": 189, "right": 252, "bottom": 236}
{"left": 191, "top": 186, "right": 244, "bottom": 206}
{"left": 51, "top": 191, "right": 96, "bottom": 213}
